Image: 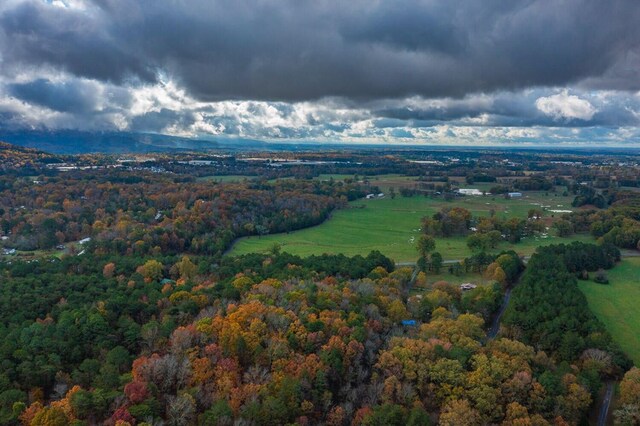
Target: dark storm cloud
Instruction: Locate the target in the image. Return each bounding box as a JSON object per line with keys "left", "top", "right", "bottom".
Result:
{"left": 372, "top": 92, "right": 536, "bottom": 125}
{"left": 0, "top": 1, "right": 155, "bottom": 84}
{"left": 340, "top": 2, "right": 465, "bottom": 54}
{"left": 8, "top": 78, "right": 100, "bottom": 113}
{"left": 1, "top": 0, "right": 639, "bottom": 101}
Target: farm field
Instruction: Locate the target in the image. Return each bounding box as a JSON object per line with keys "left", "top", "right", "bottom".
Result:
{"left": 579, "top": 257, "right": 640, "bottom": 365}
{"left": 366, "top": 174, "right": 421, "bottom": 191}
{"left": 230, "top": 189, "right": 589, "bottom": 262}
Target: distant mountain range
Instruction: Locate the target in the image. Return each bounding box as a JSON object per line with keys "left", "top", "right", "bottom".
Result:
{"left": 0, "top": 130, "right": 228, "bottom": 154}
{"left": 2, "top": 129, "right": 640, "bottom": 156}
{"left": 0, "top": 130, "right": 406, "bottom": 155}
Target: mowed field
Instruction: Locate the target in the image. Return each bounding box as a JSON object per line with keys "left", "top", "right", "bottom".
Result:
{"left": 230, "top": 180, "right": 590, "bottom": 262}
{"left": 579, "top": 258, "right": 640, "bottom": 365}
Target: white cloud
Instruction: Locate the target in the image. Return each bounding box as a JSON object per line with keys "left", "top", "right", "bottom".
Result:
{"left": 44, "top": 0, "right": 91, "bottom": 11}
{"left": 535, "top": 90, "right": 597, "bottom": 120}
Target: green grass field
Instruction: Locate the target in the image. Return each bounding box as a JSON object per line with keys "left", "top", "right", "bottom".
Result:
{"left": 579, "top": 258, "right": 640, "bottom": 365}
{"left": 230, "top": 190, "right": 588, "bottom": 262}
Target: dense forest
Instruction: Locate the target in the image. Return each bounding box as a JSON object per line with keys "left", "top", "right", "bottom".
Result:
{"left": 0, "top": 242, "right": 633, "bottom": 425}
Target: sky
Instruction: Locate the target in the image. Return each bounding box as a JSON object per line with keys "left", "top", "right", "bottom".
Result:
{"left": 0, "top": 0, "right": 639, "bottom": 146}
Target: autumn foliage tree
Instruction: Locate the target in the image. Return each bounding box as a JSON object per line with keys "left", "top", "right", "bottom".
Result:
{"left": 139, "top": 259, "right": 163, "bottom": 282}
{"left": 102, "top": 262, "right": 116, "bottom": 278}
{"left": 615, "top": 367, "right": 640, "bottom": 425}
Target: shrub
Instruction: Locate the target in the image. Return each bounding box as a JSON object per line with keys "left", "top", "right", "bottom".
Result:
{"left": 594, "top": 269, "right": 609, "bottom": 284}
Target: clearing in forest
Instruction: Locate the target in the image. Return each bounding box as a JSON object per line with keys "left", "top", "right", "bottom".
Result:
{"left": 230, "top": 187, "right": 589, "bottom": 262}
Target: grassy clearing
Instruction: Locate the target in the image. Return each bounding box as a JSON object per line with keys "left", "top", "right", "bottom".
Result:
{"left": 7, "top": 238, "right": 96, "bottom": 261}
{"left": 410, "top": 271, "right": 490, "bottom": 294}
{"left": 366, "top": 174, "right": 420, "bottom": 191}
{"left": 14, "top": 249, "right": 65, "bottom": 260}
{"left": 230, "top": 190, "right": 588, "bottom": 262}
{"left": 579, "top": 258, "right": 640, "bottom": 365}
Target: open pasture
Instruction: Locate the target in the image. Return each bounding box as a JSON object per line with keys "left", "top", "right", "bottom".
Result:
{"left": 230, "top": 189, "right": 586, "bottom": 262}
{"left": 579, "top": 257, "right": 640, "bottom": 365}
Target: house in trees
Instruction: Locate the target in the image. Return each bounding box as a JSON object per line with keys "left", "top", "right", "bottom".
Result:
{"left": 460, "top": 283, "right": 477, "bottom": 291}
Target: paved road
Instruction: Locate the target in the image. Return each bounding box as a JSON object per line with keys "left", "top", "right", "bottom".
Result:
{"left": 597, "top": 382, "right": 614, "bottom": 426}
{"left": 487, "top": 286, "right": 513, "bottom": 340}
